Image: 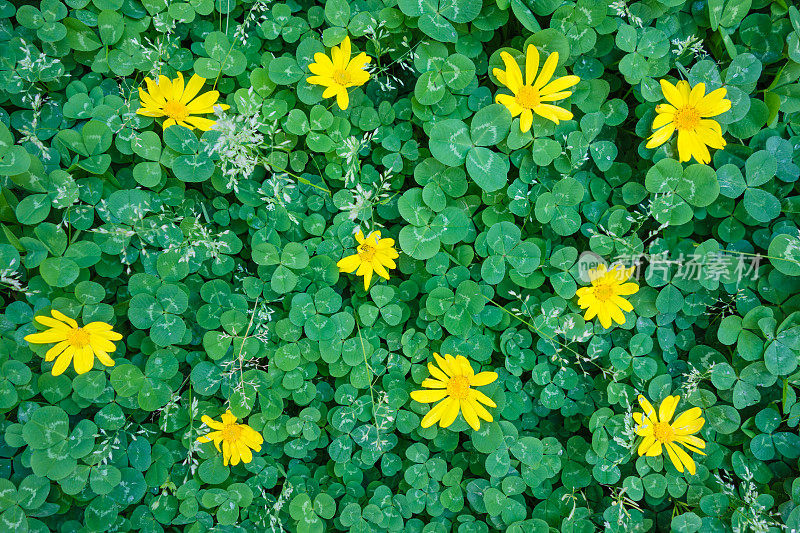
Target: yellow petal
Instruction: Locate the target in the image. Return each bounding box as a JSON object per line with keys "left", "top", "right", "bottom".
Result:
{"left": 675, "top": 434, "right": 705, "bottom": 450}
{"left": 493, "top": 67, "right": 508, "bottom": 88}
{"left": 185, "top": 91, "right": 221, "bottom": 113}
{"left": 651, "top": 111, "right": 675, "bottom": 130}
{"left": 25, "top": 330, "right": 69, "bottom": 344}
{"left": 674, "top": 417, "right": 705, "bottom": 435}
{"left": 51, "top": 346, "right": 75, "bottom": 376}
{"left": 145, "top": 77, "right": 166, "bottom": 104}
{"left": 524, "top": 44, "right": 540, "bottom": 86}
{"left": 688, "top": 82, "right": 706, "bottom": 106}
{"left": 519, "top": 109, "right": 533, "bottom": 132}
{"left": 184, "top": 116, "right": 217, "bottom": 131}
{"left": 444, "top": 354, "right": 461, "bottom": 376}
{"left": 597, "top": 304, "right": 612, "bottom": 329}
{"left": 337, "top": 36, "right": 352, "bottom": 68}
{"left": 422, "top": 378, "right": 447, "bottom": 388}
{"left": 470, "top": 372, "right": 498, "bottom": 387}
{"left": 202, "top": 415, "right": 224, "bottom": 430}
{"left": 92, "top": 345, "right": 115, "bottom": 367}
{"left": 609, "top": 304, "right": 626, "bottom": 326}
{"left": 440, "top": 397, "right": 461, "bottom": 428}
{"left": 237, "top": 441, "right": 253, "bottom": 463}
{"left": 670, "top": 443, "right": 697, "bottom": 475}
{"left": 410, "top": 389, "right": 449, "bottom": 403}
{"left": 222, "top": 439, "right": 232, "bottom": 466}
{"left": 673, "top": 407, "right": 702, "bottom": 426}
{"left": 611, "top": 295, "right": 634, "bottom": 313}
{"left": 241, "top": 426, "right": 264, "bottom": 449}
{"left": 357, "top": 261, "right": 373, "bottom": 290}
{"left": 157, "top": 75, "right": 173, "bottom": 99}
{"left": 533, "top": 51, "right": 558, "bottom": 90}
{"left": 428, "top": 362, "right": 449, "bottom": 383}
{"left": 540, "top": 75, "right": 580, "bottom": 95}
{"left": 676, "top": 80, "right": 691, "bottom": 101}
{"left": 337, "top": 254, "right": 362, "bottom": 273}
{"left": 455, "top": 355, "right": 474, "bottom": 377}
{"left": 645, "top": 441, "right": 663, "bottom": 457}
{"left": 615, "top": 282, "right": 639, "bottom": 296}
{"left": 697, "top": 89, "right": 731, "bottom": 117}
{"left": 460, "top": 398, "right": 481, "bottom": 431}
{"left": 336, "top": 89, "right": 349, "bottom": 110}
{"left": 73, "top": 345, "right": 94, "bottom": 374}
{"left": 499, "top": 51, "right": 523, "bottom": 92}
{"left": 421, "top": 397, "right": 452, "bottom": 428}
{"left": 45, "top": 340, "right": 70, "bottom": 361}
{"left": 372, "top": 259, "right": 390, "bottom": 280}
{"left": 468, "top": 397, "right": 493, "bottom": 422}
{"left": 533, "top": 104, "right": 572, "bottom": 123}
{"left": 637, "top": 434, "right": 656, "bottom": 456}
{"left": 180, "top": 74, "right": 207, "bottom": 104}
{"left": 434, "top": 353, "right": 454, "bottom": 377}
{"left": 638, "top": 395, "right": 659, "bottom": 423}
{"left": 470, "top": 389, "right": 497, "bottom": 408}
{"left": 172, "top": 71, "right": 185, "bottom": 101}
{"left": 659, "top": 79, "right": 686, "bottom": 108}
{"left": 646, "top": 123, "right": 675, "bottom": 149}
{"left": 539, "top": 90, "right": 573, "bottom": 102}
{"left": 664, "top": 442, "right": 685, "bottom": 473}
{"left": 51, "top": 309, "right": 79, "bottom": 328}
{"left": 346, "top": 52, "right": 371, "bottom": 75}
{"left": 496, "top": 93, "right": 523, "bottom": 117}
{"left": 658, "top": 395, "right": 680, "bottom": 424}
{"left": 307, "top": 75, "right": 334, "bottom": 88}
{"left": 676, "top": 129, "right": 693, "bottom": 162}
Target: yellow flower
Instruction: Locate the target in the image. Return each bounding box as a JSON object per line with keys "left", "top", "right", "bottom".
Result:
{"left": 197, "top": 410, "right": 264, "bottom": 466}
{"left": 646, "top": 79, "right": 731, "bottom": 164}
{"left": 136, "top": 72, "right": 230, "bottom": 131}
{"left": 410, "top": 353, "right": 498, "bottom": 431}
{"left": 492, "top": 44, "right": 580, "bottom": 133}
{"left": 634, "top": 395, "right": 706, "bottom": 475}
{"left": 306, "top": 36, "right": 371, "bottom": 110}
{"left": 337, "top": 229, "right": 399, "bottom": 291}
{"left": 575, "top": 264, "right": 639, "bottom": 329}
{"left": 24, "top": 310, "right": 122, "bottom": 376}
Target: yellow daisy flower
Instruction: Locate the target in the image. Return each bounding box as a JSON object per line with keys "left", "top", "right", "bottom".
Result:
{"left": 575, "top": 264, "right": 639, "bottom": 329}
{"left": 197, "top": 410, "right": 264, "bottom": 466}
{"left": 492, "top": 44, "right": 580, "bottom": 133}
{"left": 306, "top": 36, "right": 371, "bottom": 110}
{"left": 646, "top": 79, "right": 731, "bottom": 164}
{"left": 410, "top": 353, "right": 498, "bottom": 431}
{"left": 136, "top": 72, "right": 230, "bottom": 131}
{"left": 634, "top": 395, "right": 706, "bottom": 475}
{"left": 24, "top": 310, "right": 122, "bottom": 376}
{"left": 337, "top": 229, "right": 399, "bottom": 291}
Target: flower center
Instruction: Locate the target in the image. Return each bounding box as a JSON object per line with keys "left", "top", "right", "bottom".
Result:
{"left": 333, "top": 69, "right": 351, "bottom": 86}
{"left": 673, "top": 105, "right": 700, "bottom": 131}
{"left": 653, "top": 421, "right": 674, "bottom": 443}
{"left": 221, "top": 423, "right": 243, "bottom": 441}
{"left": 358, "top": 243, "right": 376, "bottom": 261}
{"left": 163, "top": 100, "right": 189, "bottom": 121}
{"left": 594, "top": 284, "right": 614, "bottom": 301}
{"left": 67, "top": 328, "right": 90, "bottom": 348}
{"left": 446, "top": 376, "right": 471, "bottom": 399}
{"left": 516, "top": 85, "right": 540, "bottom": 109}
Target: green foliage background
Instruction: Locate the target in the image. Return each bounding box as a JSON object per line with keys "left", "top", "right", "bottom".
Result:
{"left": 0, "top": 0, "right": 800, "bottom": 531}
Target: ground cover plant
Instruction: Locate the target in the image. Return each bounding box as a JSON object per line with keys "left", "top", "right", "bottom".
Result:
{"left": 1, "top": 0, "right": 800, "bottom": 531}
